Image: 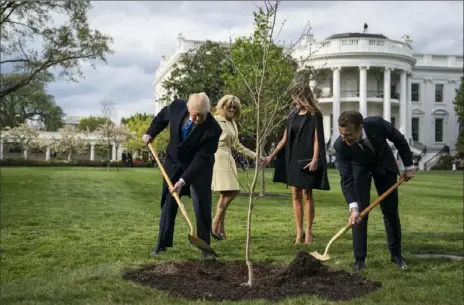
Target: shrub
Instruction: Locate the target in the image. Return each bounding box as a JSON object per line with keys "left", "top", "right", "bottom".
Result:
{"left": 431, "top": 155, "right": 454, "bottom": 170}
{"left": 0, "top": 158, "right": 154, "bottom": 168}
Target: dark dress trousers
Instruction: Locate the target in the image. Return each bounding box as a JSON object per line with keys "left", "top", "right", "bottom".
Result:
{"left": 334, "top": 116, "right": 413, "bottom": 259}
{"left": 145, "top": 99, "right": 222, "bottom": 252}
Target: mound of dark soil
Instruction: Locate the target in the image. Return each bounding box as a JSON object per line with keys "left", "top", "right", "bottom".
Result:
{"left": 123, "top": 251, "right": 381, "bottom": 302}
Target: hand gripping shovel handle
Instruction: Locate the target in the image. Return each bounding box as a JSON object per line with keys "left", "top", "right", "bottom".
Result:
{"left": 147, "top": 142, "right": 195, "bottom": 235}
{"left": 319, "top": 176, "right": 406, "bottom": 259}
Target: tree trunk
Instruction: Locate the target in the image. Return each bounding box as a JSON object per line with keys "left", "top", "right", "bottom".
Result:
{"left": 67, "top": 152, "right": 72, "bottom": 161}
{"left": 244, "top": 106, "right": 261, "bottom": 287}
{"left": 259, "top": 144, "right": 265, "bottom": 197}
{"left": 107, "top": 142, "right": 110, "bottom": 172}
{"left": 23, "top": 149, "right": 28, "bottom": 160}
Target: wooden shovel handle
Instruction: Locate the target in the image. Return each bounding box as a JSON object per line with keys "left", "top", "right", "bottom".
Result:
{"left": 147, "top": 142, "right": 195, "bottom": 235}
{"left": 358, "top": 176, "right": 405, "bottom": 220}
{"left": 321, "top": 176, "right": 406, "bottom": 257}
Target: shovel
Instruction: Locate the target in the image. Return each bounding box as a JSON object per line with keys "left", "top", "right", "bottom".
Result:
{"left": 311, "top": 176, "right": 406, "bottom": 261}
{"left": 147, "top": 142, "right": 219, "bottom": 257}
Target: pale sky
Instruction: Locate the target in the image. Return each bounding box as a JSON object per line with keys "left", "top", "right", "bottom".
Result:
{"left": 46, "top": 1, "right": 464, "bottom": 123}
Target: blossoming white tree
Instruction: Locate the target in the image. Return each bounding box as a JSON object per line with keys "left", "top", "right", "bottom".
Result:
{"left": 57, "top": 125, "right": 88, "bottom": 161}
{"left": 3, "top": 123, "right": 40, "bottom": 159}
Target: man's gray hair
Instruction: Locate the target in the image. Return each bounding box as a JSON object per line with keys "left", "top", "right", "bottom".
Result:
{"left": 187, "top": 92, "right": 211, "bottom": 114}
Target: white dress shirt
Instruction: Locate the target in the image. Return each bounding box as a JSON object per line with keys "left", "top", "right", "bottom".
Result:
{"left": 349, "top": 129, "right": 414, "bottom": 211}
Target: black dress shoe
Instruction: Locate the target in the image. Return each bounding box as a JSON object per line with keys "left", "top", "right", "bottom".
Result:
{"left": 391, "top": 255, "right": 408, "bottom": 269}
{"left": 150, "top": 247, "right": 166, "bottom": 256}
{"left": 354, "top": 257, "right": 365, "bottom": 272}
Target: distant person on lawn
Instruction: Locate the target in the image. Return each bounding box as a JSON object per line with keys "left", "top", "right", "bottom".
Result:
{"left": 333, "top": 110, "right": 415, "bottom": 272}
{"left": 142, "top": 92, "right": 222, "bottom": 260}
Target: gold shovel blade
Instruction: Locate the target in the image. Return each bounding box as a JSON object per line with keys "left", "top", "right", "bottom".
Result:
{"left": 310, "top": 251, "right": 330, "bottom": 262}
{"left": 188, "top": 234, "right": 219, "bottom": 257}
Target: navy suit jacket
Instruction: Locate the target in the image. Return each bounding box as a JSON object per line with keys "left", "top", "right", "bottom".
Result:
{"left": 334, "top": 116, "right": 413, "bottom": 205}
{"left": 146, "top": 99, "right": 222, "bottom": 186}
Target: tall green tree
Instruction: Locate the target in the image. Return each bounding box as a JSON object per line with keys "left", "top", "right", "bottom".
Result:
{"left": 0, "top": 1, "right": 113, "bottom": 98}
{"left": 0, "top": 74, "right": 64, "bottom": 130}
{"left": 77, "top": 116, "right": 111, "bottom": 133}
{"left": 453, "top": 76, "right": 464, "bottom": 153}
{"left": 120, "top": 112, "right": 152, "bottom": 125}
{"left": 121, "top": 113, "right": 169, "bottom": 153}
{"left": 222, "top": 11, "right": 298, "bottom": 152}
{"left": 161, "top": 40, "right": 233, "bottom": 105}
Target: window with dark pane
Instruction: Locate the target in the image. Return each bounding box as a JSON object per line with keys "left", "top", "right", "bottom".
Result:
{"left": 411, "top": 83, "right": 420, "bottom": 101}
{"left": 435, "top": 84, "right": 444, "bottom": 103}
{"left": 411, "top": 117, "right": 419, "bottom": 142}
{"left": 434, "top": 118, "right": 443, "bottom": 142}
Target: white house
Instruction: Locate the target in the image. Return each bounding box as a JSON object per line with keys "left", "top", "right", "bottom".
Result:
{"left": 154, "top": 31, "right": 463, "bottom": 169}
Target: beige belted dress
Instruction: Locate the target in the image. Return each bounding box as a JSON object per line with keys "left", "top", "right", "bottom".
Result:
{"left": 212, "top": 114, "right": 256, "bottom": 191}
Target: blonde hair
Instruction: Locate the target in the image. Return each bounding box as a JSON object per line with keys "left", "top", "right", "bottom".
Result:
{"left": 187, "top": 92, "right": 211, "bottom": 114}
{"left": 215, "top": 94, "right": 242, "bottom": 119}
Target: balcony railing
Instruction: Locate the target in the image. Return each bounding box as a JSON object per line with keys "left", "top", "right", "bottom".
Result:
{"left": 339, "top": 90, "right": 400, "bottom": 99}
{"left": 412, "top": 141, "right": 427, "bottom": 163}
{"left": 424, "top": 145, "right": 450, "bottom": 170}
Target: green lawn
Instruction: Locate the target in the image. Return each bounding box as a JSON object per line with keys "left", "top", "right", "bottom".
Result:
{"left": 0, "top": 167, "right": 463, "bottom": 305}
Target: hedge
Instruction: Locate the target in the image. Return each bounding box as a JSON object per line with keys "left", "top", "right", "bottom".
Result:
{"left": 431, "top": 155, "right": 454, "bottom": 170}
{"left": 0, "top": 158, "right": 156, "bottom": 168}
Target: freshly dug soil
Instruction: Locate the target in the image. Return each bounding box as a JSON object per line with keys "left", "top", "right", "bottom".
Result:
{"left": 123, "top": 251, "right": 381, "bottom": 302}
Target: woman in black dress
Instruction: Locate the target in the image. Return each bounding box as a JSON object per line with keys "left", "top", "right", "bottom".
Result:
{"left": 265, "top": 83, "right": 330, "bottom": 244}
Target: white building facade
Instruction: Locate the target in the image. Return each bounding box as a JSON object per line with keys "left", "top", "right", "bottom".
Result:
{"left": 153, "top": 32, "right": 463, "bottom": 168}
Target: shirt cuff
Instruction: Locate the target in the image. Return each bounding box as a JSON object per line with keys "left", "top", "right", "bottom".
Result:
{"left": 179, "top": 178, "right": 186, "bottom": 185}
{"left": 349, "top": 202, "right": 359, "bottom": 210}
{"left": 404, "top": 165, "right": 415, "bottom": 171}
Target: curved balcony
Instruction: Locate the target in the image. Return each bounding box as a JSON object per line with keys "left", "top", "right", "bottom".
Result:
{"left": 293, "top": 34, "right": 415, "bottom": 66}
{"left": 316, "top": 90, "right": 400, "bottom": 104}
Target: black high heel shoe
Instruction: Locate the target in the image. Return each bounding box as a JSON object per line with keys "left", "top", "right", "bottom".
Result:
{"left": 211, "top": 230, "right": 223, "bottom": 240}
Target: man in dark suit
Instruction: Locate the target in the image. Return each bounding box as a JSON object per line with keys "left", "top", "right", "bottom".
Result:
{"left": 142, "top": 92, "right": 222, "bottom": 260}
{"left": 333, "top": 110, "right": 415, "bottom": 271}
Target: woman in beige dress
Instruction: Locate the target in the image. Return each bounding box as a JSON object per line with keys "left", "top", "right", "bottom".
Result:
{"left": 211, "top": 95, "right": 258, "bottom": 240}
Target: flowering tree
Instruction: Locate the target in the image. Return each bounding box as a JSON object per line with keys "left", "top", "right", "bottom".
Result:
{"left": 96, "top": 99, "right": 116, "bottom": 170}
{"left": 112, "top": 123, "right": 134, "bottom": 169}
{"left": 29, "top": 137, "right": 57, "bottom": 160}
{"left": 3, "top": 123, "right": 40, "bottom": 159}
{"left": 57, "top": 125, "right": 88, "bottom": 161}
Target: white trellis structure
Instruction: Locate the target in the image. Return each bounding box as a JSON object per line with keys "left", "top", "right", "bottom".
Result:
{"left": 0, "top": 130, "right": 128, "bottom": 161}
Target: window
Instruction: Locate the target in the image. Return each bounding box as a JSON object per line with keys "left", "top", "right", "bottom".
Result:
{"left": 435, "top": 84, "right": 444, "bottom": 103}
{"left": 391, "top": 117, "right": 396, "bottom": 128}
{"left": 411, "top": 83, "right": 420, "bottom": 101}
{"left": 434, "top": 118, "right": 443, "bottom": 142}
{"left": 411, "top": 118, "right": 419, "bottom": 142}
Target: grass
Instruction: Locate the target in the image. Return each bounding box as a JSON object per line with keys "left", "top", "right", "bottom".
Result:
{"left": 0, "top": 167, "right": 463, "bottom": 305}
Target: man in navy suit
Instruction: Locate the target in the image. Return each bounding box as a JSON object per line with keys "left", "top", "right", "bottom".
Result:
{"left": 334, "top": 110, "right": 415, "bottom": 271}
{"left": 142, "top": 92, "right": 222, "bottom": 260}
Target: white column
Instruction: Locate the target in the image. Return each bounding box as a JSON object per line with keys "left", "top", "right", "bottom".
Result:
{"left": 399, "top": 70, "right": 407, "bottom": 135}
{"left": 0, "top": 140, "right": 3, "bottom": 160}
{"left": 359, "top": 66, "right": 368, "bottom": 117}
{"left": 332, "top": 67, "right": 341, "bottom": 133}
{"left": 112, "top": 143, "right": 116, "bottom": 161}
{"left": 383, "top": 67, "right": 392, "bottom": 122}
{"left": 407, "top": 72, "right": 412, "bottom": 143}
{"left": 90, "top": 143, "right": 95, "bottom": 161}
{"left": 45, "top": 146, "right": 51, "bottom": 161}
